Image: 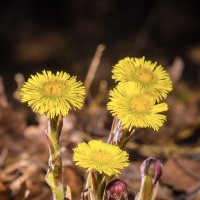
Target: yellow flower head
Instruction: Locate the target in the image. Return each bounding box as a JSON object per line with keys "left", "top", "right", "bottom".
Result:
{"left": 73, "top": 140, "right": 129, "bottom": 176}
{"left": 107, "top": 82, "right": 168, "bottom": 131}
{"left": 112, "top": 57, "right": 173, "bottom": 101}
{"left": 20, "top": 70, "right": 86, "bottom": 118}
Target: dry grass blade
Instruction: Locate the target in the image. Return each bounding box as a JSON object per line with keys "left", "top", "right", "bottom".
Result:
{"left": 84, "top": 44, "right": 106, "bottom": 94}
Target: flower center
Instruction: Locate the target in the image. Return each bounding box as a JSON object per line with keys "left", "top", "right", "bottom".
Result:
{"left": 43, "top": 81, "right": 65, "bottom": 96}
{"left": 131, "top": 95, "right": 154, "bottom": 112}
{"left": 92, "top": 150, "right": 111, "bottom": 164}
{"left": 136, "top": 68, "right": 153, "bottom": 84}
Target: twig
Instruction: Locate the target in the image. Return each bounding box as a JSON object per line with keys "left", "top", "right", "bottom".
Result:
{"left": 0, "top": 147, "right": 8, "bottom": 167}
{"left": 0, "top": 76, "right": 9, "bottom": 108}
{"left": 13, "top": 73, "right": 24, "bottom": 100}
{"left": 84, "top": 44, "right": 106, "bottom": 94}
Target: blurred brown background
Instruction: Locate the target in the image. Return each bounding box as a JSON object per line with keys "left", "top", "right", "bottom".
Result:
{"left": 0, "top": 0, "right": 200, "bottom": 200}
{"left": 0, "top": 0, "right": 200, "bottom": 93}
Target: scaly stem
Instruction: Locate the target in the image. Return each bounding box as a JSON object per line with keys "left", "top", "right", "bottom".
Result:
{"left": 93, "top": 173, "right": 107, "bottom": 200}
{"left": 107, "top": 117, "right": 135, "bottom": 148}
{"left": 84, "top": 171, "right": 108, "bottom": 200}
{"left": 45, "top": 115, "right": 65, "bottom": 200}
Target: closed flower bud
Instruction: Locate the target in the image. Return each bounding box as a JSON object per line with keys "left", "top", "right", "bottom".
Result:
{"left": 106, "top": 179, "right": 128, "bottom": 200}
{"left": 140, "top": 157, "right": 163, "bottom": 185}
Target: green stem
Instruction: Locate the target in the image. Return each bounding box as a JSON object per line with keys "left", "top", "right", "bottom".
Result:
{"left": 45, "top": 115, "right": 65, "bottom": 200}
{"left": 85, "top": 171, "right": 108, "bottom": 200}
{"left": 93, "top": 173, "right": 107, "bottom": 200}
{"left": 138, "top": 175, "right": 153, "bottom": 200}
{"left": 118, "top": 128, "right": 135, "bottom": 149}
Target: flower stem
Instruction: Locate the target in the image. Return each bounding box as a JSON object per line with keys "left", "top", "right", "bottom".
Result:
{"left": 45, "top": 115, "right": 65, "bottom": 200}
{"left": 85, "top": 171, "right": 108, "bottom": 200}
{"left": 93, "top": 173, "right": 107, "bottom": 200}
{"left": 138, "top": 175, "right": 153, "bottom": 200}
{"left": 107, "top": 117, "right": 135, "bottom": 148}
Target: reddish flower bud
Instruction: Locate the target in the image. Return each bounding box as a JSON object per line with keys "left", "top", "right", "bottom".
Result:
{"left": 106, "top": 179, "right": 128, "bottom": 200}
{"left": 140, "top": 157, "right": 163, "bottom": 185}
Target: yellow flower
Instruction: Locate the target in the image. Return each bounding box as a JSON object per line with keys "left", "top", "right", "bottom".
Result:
{"left": 20, "top": 70, "right": 86, "bottom": 118}
{"left": 107, "top": 82, "right": 168, "bottom": 131}
{"left": 73, "top": 140, "right": 129, "bottom": 176}
{"left": 112, "top": 57, "right": 172, "bottom": 101}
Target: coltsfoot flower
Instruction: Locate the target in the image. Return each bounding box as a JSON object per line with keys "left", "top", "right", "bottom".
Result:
{"left": 112, "top": 57, "right": 172, "bottom": 101}
{"left": 107, "top": 82, "right": 168, "bottom": 131}
{"left": 73, "top": 140, "right": 129, "bottom": 176}
{"left": 20, "top": 70, "right": 86, "bottom": 118}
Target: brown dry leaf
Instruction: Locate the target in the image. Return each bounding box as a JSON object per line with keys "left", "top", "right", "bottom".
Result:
{"left": 156, "top": 184, "right": 174, "bottom": 200}
{"left": 0, "top": 179, "right": 11, "bottom": 200}
{"left": 0, "top": 106, "right": 26, "bottom": 136}
{"left": 162, "top": 158, "right": 200, "bottom": 192}
{"left": 194, "top": 189, "right": 200, "bottom": 200}
{"left": 12, "top": 181, "right": 26, "bottom": 200}
{"left": 63, "top": 166, "right": 84, "bottom": 200}
{"left": 23, "top": 115, "right": 47, "bottom": 139}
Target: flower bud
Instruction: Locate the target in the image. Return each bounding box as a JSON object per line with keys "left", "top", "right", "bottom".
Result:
{"left": 140, "top": 157, "right": 163, "bottom": 185}
{"left": 106, "top": 179, "right": 128, "bottom": 200}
